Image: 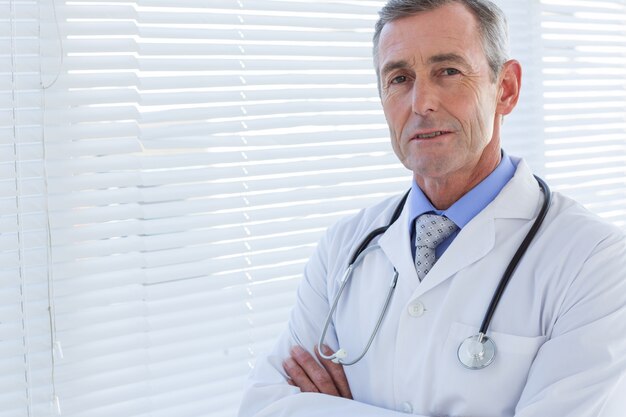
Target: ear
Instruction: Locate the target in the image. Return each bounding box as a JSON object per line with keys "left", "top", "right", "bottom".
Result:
{"left": 496, "top": 60, "right": 522, "bottom": 116}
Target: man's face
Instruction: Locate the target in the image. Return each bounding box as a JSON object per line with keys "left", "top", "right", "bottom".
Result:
{"left": 377, "top": 3, "right": 503, "bottom": 184}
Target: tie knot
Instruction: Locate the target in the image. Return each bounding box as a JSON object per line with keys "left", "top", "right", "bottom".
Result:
{"left": 414, "top": 214, "right": 458, "bottom": 250}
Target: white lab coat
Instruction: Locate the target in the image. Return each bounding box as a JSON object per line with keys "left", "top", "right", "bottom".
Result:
{"left": 239, "top": 158, "right": 626, "bottom": 417}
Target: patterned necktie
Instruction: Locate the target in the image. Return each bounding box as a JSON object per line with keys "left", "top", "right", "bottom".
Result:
{"left": 414, "top": 214, "right": 458, "bottom": 281}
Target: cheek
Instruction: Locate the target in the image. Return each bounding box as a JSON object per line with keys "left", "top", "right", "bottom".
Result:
{"left": 382, "top": 85, "right": 412, "bottom": 113}
{"left": 475, "top": 94, "right": 497, "bottom": 136}
{"left": 382, "top": 105, "right": 408, "bottom": 161}
{"left": 382, "top": 98, "right": 407, "bottom": 135}
{"left": 453, "top": 91, "right": 495, "bottom": 139}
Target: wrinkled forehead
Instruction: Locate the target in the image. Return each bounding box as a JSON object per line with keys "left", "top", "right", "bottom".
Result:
{"left": 376, "top": 4, "right": 486, "bottom": 70}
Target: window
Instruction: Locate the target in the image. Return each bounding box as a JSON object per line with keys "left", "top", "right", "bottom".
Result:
{"left": 3, "top": 1, "right": 625, "bottom": 416}
{"left": 540, "top": 0, "right": 626, "bottom": 226}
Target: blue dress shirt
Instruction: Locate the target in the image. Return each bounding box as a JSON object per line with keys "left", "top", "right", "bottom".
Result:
{"left": 409, "top": 151, "right": 517, "bottom": 260}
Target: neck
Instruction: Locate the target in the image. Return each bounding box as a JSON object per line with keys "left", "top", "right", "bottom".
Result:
{"left": 416, "top": 144, "right": 502, "bottom": 210}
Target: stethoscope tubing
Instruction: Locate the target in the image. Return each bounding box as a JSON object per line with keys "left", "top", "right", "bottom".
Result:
{"left": 477, "top": 175, "right": 552, "bottom": 335}
{"left": 318, "top": 245, "right": 399, "bottom": 365}
{"left": 348, "top": 191, "right": 410, "bottom": 265}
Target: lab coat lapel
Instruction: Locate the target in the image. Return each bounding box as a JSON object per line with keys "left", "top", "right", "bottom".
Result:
{"left": 409, "top": 160, "right": 542, "bottom": 297}
{"left": 378, "top": 193, "right": 419, "bottom": 289}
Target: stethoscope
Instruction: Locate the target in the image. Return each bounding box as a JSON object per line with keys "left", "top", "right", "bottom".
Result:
{"left": 318, "top": 175, "right": 552, "bottom": 370}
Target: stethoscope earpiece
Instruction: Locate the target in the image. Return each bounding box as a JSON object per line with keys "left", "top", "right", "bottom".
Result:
{"left": 330, "top": 348, "right": 348, "bottom": 364}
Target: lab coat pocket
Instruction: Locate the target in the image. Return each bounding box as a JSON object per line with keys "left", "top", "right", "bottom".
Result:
{"left": 436, "top": 322, "right": 546, "bottom": 417}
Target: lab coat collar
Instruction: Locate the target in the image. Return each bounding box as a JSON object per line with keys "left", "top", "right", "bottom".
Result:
{"left": 377, "top": 190, "right": 419, "bottom": 289}
{"left": 379, "top": 158, "right": 542, "bottom": 297}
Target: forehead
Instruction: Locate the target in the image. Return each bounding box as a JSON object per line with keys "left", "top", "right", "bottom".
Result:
{"left": 377, "top": 3, "right": 486, "bottom": 70}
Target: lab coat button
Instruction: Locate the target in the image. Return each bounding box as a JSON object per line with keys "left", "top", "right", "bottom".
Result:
{"left": 408, "top": 301, "right": 425, "bottom": 317}
{"left": 401, "top": 401, "right": 413, "bottom": 413}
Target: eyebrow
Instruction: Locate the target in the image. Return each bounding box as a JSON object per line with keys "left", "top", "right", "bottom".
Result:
{"left": 380, "top": 59, "right": 411, "bottom": 79}
{"left": 427, "top": 53, "right": 471, "bottom": 67}
{"left": 380, "top": 53, "right": 471, "bottom": 78}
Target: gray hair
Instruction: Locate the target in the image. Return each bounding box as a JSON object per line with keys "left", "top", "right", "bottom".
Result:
{"left": 373, "top": 0, "right": 509, "bottom": 83}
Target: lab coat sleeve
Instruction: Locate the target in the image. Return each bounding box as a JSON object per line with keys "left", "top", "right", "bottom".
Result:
{"left": 514, "top": 233, "right": 626, "bottom": 417}
{"left": 238, "top": 219, "right": 432, "bottom": 417}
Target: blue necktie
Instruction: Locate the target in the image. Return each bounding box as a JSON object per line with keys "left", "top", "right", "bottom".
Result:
{"left": 414, "top": 214, "right": 458, "bottom": 281}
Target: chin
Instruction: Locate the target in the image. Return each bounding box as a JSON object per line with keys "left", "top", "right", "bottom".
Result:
{"left": 409, "top": 156, "right": 457, "bottom": 179}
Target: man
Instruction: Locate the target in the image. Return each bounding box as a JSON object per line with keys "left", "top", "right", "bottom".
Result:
{"left": 238, "top": 1, "right": 626, "bottom": 416}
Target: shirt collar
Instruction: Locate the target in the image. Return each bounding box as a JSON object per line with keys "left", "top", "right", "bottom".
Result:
{"left": 408, "top": 151, "right": 517, "bottom": 230}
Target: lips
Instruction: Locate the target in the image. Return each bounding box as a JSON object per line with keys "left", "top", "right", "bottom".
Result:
{"left": 412, "top": 130, "right": 452, "bottom": 140}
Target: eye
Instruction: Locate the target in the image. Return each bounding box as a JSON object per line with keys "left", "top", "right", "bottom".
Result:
{"left": 442, "top": 68, "right": 461, "bottom": 76}
{"left": 390, "top": 75, "right": 407, "bottom": 84}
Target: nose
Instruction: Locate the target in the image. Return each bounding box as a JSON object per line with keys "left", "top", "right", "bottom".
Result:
{"left": 412, "top": 79, "right": 437, "bottom": 115}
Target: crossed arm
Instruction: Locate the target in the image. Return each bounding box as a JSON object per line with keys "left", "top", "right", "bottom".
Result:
{"left": 240, "top": 218, "right": 626, "bottom": 417}
{"left": 282, "top": 345, "right": 352, "bottom": 399}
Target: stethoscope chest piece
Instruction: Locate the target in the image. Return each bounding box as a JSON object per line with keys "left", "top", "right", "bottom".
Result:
{"left": 457, "top": 333, "right": 496, "bottom": 370}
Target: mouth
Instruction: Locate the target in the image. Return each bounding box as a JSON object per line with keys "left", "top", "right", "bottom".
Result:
{"left": 412, "top": 130, "right": 451, "bottom": 140}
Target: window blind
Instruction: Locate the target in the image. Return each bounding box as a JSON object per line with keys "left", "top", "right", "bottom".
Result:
{"left": 44, "top": 1, "right": 409, "bottom": 417}
{"left": 1, "top": 0, "right": 56, "bottom": 416}
{"left": 2, "top": 1, "right": 624, "bottom": 417}
{"left": 539, "top": 0, "right": 626, "bottom": 227}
